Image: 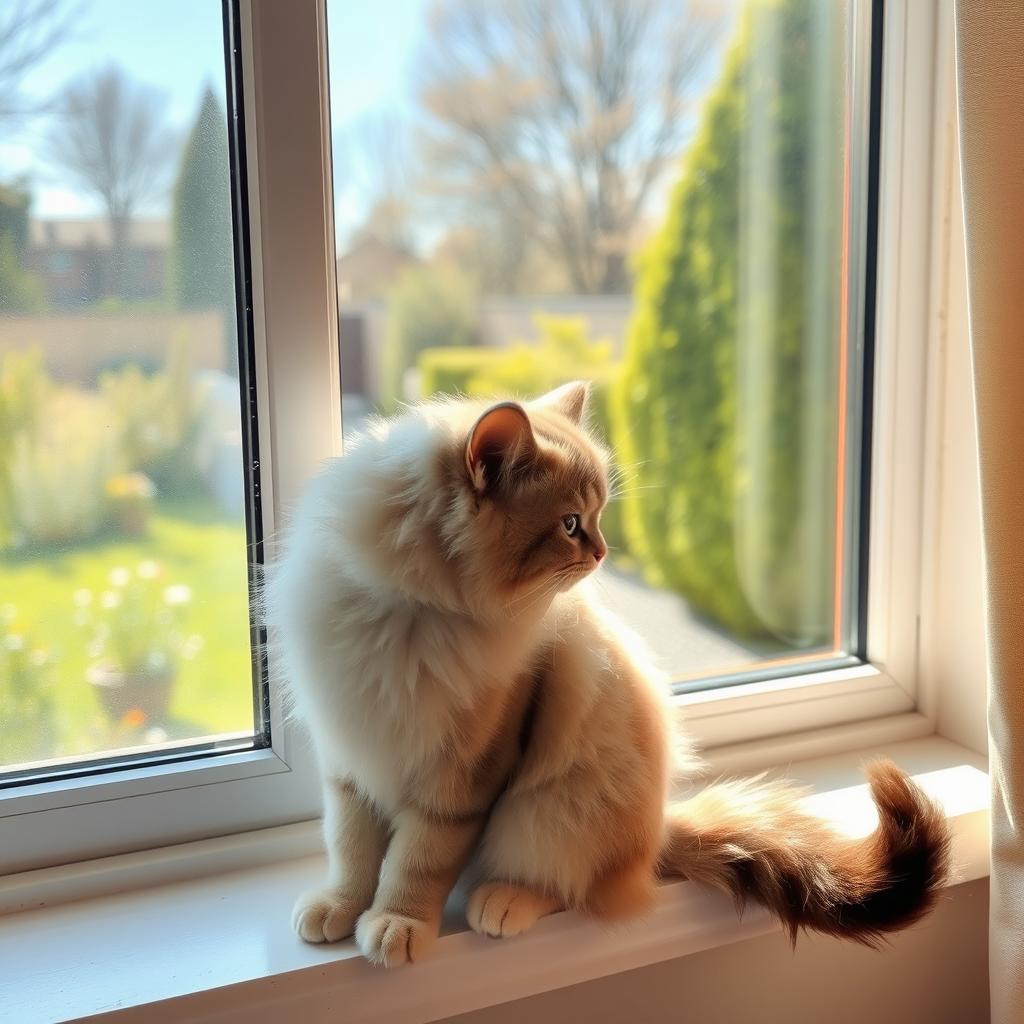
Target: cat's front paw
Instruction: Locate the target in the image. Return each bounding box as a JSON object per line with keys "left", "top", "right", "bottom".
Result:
{"left": 292, "top": 888, "right": 367, "bottom": 943}
{"left": 355, "top": 910, "right": 437, "bottom": 967}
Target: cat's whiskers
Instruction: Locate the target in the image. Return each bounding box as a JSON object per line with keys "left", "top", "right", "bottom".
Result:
{"left": 506, "top": 571, "right": 569, "bottom": 621}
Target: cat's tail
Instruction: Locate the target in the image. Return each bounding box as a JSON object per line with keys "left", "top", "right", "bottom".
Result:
{"left": 657, "top": 759, "right": 951, "bottom": 946}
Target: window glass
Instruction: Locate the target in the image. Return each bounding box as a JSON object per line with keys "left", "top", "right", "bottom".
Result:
{"left": 327, "top": 0, "right": 867, "bottom": 684}
{"left": 0, "top": 0, "right": 257, "bottom": 777}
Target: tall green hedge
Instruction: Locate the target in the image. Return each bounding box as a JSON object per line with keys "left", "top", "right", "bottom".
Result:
{"left": 172, "top": 88, "right": 236, "bottom": 372}
{"left": 0, "top": 182, "right": 44, "bottom": 313}
{"left": 612, "top": 0, "right": 844, "bottom": 645}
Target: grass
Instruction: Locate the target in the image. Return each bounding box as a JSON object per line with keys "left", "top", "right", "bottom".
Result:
{"left": 1, "top": 497, "right": 254, "bottom": 766}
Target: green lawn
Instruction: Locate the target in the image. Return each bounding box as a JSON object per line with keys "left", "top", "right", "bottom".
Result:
{"left": 1, "top": 498, "right": 254, "bottom": 766}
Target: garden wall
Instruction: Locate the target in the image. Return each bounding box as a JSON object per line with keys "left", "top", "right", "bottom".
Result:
{"left": 0, "top": 311, "right": 226, "bottom": 383}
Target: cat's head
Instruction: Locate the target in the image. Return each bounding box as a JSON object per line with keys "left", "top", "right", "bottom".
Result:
{"left": 454, "top": 381, "right": 609, "bottom": 612}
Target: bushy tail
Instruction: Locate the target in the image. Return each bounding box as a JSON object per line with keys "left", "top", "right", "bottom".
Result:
{"left": 657, "top": 760, "right": 951, "bottom": 946}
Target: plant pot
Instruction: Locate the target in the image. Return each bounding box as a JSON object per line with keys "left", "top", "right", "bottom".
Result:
{"left": 110, "top": 498, "right": 152, "bottom": 537}
{"left": 105, "top": 473, "right": 156, "bottom": 538}
{"left": 87, "top": 662, "right": 174, "bottom": 722}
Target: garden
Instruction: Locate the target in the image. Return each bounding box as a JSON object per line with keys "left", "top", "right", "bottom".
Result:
{"left": 0, "top": 345, "right": 253, "bottom": 769}
{"left": 410, "top": 0, "right": 845, "bottom": 655}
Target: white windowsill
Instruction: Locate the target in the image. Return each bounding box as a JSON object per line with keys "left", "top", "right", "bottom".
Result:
{"left": 0, "top": 736, "right": 989, "bottom": 1024}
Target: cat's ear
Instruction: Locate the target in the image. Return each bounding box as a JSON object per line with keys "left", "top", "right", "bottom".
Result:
{"left": 533, "top": 380, "right": 590, "bottom": 425}
{"left": 465, "top": 402, "right": 537, "bottom": 492}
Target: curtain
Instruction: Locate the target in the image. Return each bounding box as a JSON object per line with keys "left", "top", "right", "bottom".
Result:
{"left": 954, "top": 3, "right": 1024, "bottom": 1020}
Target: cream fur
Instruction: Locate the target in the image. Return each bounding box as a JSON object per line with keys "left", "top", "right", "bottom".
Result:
{"left": 267, "top": 384, "right": 950, "bottom": 966}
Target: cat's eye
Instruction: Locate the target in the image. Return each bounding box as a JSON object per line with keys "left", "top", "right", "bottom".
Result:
{"left": 562, "top": 514, "right": 581, "bottom": 537}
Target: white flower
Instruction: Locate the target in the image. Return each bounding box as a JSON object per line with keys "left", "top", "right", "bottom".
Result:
{"left": 100, "top": 591, "right": 122, "bottom": 610}
{"left": 4, "top": 634, "right": 24, "bottom": 652}
{"left": 137, "top": 561, "right": 160, "bottom": 580}
{"left": 109, "top": 567, "right": 131, "bottom": 587}
{"left": 182, "top": 634, "right": 205, "bottom": 660}
{"left": 29, "top": 648, "right": 49, "bottom": 667}
{"left": 146, "top": 650, "right": 169, "bottom": 671}
{"left": 163, "top": 584, "right": 192, "bottom": 607}
{"left": 73, "top": 589, "right": 93, "bottom": 608}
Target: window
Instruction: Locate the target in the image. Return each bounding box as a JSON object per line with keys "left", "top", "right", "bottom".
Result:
{"left": 0, "top": 1, "right": 264, "bottom": 785}
{"left": 1, "top": 0, "right": 946, "bottom": 875}
{"left": 327, "top": 0, "right": 879, "bottom": 689}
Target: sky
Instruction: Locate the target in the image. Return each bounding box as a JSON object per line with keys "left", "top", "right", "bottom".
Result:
{"left": 1, "top": 0, "right": 429, "bottom": 242}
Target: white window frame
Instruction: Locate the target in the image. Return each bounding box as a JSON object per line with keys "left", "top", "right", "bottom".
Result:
{"left": 0, "top": 0, "right": 336, "bottom": 873}
{"left": 677, "top": 0, "right": 953, "bottom": 754}
{"left": 0, "top": 0, "right": 962, "bottom": 876}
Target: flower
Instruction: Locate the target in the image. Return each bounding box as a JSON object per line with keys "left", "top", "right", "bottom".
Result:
{"left": 4, "top": 634, "right": 24, "bottom": 652}
{"left": 145, "top": 650, "right": 169, "bottom": 672}
{"left": 163, "top": 584, "right": 192, "bottom": 607}
{"left": 105, "top": 472, "right": 156, "bottom": 501}
{"left": 121, "top": 708, "right": 148, "bottom": 729}
{"left": 80, "top": 569, "right": 195, "bottom": 678}
{"left": 73, "top": 588, "right": 93, "bottom": 608}
{"left": 181, "top": 634, "right": 205, "bottom": 660}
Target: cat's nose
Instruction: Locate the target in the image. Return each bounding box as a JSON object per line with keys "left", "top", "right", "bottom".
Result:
{"left": 592, "top": 544, "right": 606, "bottom": 564}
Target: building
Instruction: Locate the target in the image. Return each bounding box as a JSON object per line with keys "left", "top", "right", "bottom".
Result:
{"left": 25, "top": 218, "right": 170, "bottom": 308}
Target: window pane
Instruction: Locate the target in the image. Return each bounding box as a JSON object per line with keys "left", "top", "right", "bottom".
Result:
{"left": 0, "top": 1, "right": 257, "bottom": 776}
{"left": 327, "top": 0, "right": 873, "bottom": 687}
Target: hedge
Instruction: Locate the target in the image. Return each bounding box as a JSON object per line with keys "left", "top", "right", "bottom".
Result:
{"left": 611, "top": 0, "right": 845, "bottom": 645}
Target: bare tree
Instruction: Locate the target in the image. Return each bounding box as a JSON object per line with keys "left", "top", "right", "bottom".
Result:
{"left": 0, "top": 0, "right": 75, "bottom": 124}
{"left": 417, "top": 0, "right": 727, "bottom": 294}
{"left": 47, "top": 64, "right": 175, "bottom": 293}
{"left": 335, "top": 112, "right": 416, "bottom": 251}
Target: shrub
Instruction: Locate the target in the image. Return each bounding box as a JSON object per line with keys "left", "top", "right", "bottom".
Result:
{"left": 418, "top": 315, "right": 627, "bottom": 550}
{"left": 99, "top": 336, "right": 202, "bottom": 494}
{"left": 0, "top": 350, "right": 52, "bottom": 549}
{"left": 7, "top": 390, "right": 122, "bottom": 548}
{"left": 382, "top": 265, "right": 477, "bottom": 408}
{"left": 612, "top": 0, "right": 844, "bottom": 645}
{"left": 0, "top": 182, "right": 45, "bottom": 314}
{"left": 0, "top": 604, "right": 59, "bottom": 766}
{"left": 0, "top": 232, "right": 45, "bottom": 313}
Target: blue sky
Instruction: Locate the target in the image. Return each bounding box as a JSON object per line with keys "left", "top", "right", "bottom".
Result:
{"left": 1, "top": 0, "right": 428, "bottom": 240}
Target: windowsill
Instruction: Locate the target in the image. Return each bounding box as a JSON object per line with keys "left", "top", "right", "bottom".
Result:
{"left": 0, "top": 736, "right": 988, "bottom": 1024}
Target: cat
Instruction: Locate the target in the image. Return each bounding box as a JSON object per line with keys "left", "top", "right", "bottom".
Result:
{"left": 266, "top": 381, "right": 951, "bottom": 967}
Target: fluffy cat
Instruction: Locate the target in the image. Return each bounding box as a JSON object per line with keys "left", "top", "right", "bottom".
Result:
{"left": 266, "top": 382, "right": 950, "bottom": 967}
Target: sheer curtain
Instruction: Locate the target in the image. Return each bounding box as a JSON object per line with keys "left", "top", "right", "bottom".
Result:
{"left": 954, "top": 3, "right": 1024, "bottom": 1020}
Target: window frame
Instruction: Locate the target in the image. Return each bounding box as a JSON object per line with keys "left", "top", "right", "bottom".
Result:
{"left": 0, "top": 0, "right": 954, "bottom": 875}
{"left": 0, "top": 0, "right": 337, "bottom": 873}
{"left": 672, "top": 0, "right": 947, "bottom": 749}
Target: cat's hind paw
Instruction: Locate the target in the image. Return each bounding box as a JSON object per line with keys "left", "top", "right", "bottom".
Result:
{"left": 355, "top": 910, "right": 437, "bottom": 967}
{"left": 292, "top": 889, "right": 366, "bottom": 944}
{"left": 467, "top": 882, "right": 560, "bottom": 938}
